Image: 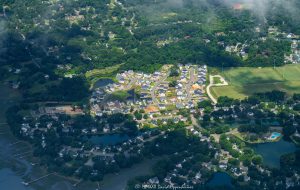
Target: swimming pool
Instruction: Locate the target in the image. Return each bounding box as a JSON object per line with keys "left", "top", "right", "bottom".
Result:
{"left": 269, "top": 132, "right": 281, "bottom": 140}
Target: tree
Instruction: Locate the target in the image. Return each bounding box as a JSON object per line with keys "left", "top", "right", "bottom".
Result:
{"left": 283, "top": 125, "right": 296, "bottom": 137}
{"left": 252, "top": 155, "right": 263, "bottom": 165}
{"left": 169, "top": 66, "right": 179, "bottom": 77}
{"left": 217, "top": 96, "right": 235, "bottom": 107}
{"left": 228, "top": 158, "right": 240, "bottom": 166}
{"left": 293, "top": 94, "right": 300, "bottom": 101}
{"left": 123, "top": 121, "right": 138, "bottom": 136}
{"left": 134, "top": 111, "right": 143, "bottom": 120}
{"left": 169, "top": 80, "right": 177, "bottom": 87}
{"left": 294, "top": 103, "right": 300, "bottom": 111}
{"left": 47, "top": 77, "right": 89, "bottom": 102}
{"left": 197, "top": 100, "right": 213, "bottom": 109}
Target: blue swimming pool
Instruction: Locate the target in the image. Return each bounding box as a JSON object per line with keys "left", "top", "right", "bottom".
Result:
{"left": 270, "top": 132, "right": 281, "bottom": 139}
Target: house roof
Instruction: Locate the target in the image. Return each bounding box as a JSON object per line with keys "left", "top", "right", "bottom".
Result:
{"left": 145, "top": 105, "right": 159, "bottom": 113}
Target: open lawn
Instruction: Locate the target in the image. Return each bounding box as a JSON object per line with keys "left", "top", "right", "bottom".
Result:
{"left": 85, "top": 64, "right": 124, "bottom": 88}
{"left": 107, "top": 90, "right": 130, "bottom": 102}
{"left": 211, "top": 64, "right": 300, "bottom": 99}
{"left": 85, "top": 64, "right": 123, "bottom": 79}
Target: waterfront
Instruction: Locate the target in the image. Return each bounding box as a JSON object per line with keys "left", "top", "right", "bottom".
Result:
{"left": 0, "top": 83, "right": 155, "bottom": 190}
{"left": 0, "top": 84, "right": 32, "bottom": 190}
{"left": 207, "top": 172, "right": 233, "bottom": 189}
{"left": 93, "top": 78, "right": 114, "bottom": 89}
{"left": 1, "top": 83, "right": 299, "bottom": 189}
{"left": 253, "top": 139, "right": 298, "bottom": 168}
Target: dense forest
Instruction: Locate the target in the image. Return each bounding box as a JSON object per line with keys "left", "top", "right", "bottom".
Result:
{"left": 0, "top": 0, "right": 299, "bottom": 100}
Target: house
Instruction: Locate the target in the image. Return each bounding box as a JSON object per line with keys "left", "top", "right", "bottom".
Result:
{"left": 194, "top": 89, "right": 203, "bottom": 96}
{"left": 21, "top": 123, "right": 30, "bottom": 133}
{"left": 148, "top": 177, "right": 160, "bottom": 184}
{"left": 62, "top": 127, "right": 70, "bottom": 133}
{"left": 158, "top": 104, "right": 166, "bottom": 110}
{"left": 195, "top": 172, "right": 202, "bottom": 179}
{"left": 176, "top": 103, "right": 184, "bottom": 109}
{"left": 176, "top": 163, "right": 183, "bottom": 168}
{"left": 142, "top": 85, "right": 150, "bottom": 90}
{"left": 91, "top": 128, "right": 97, "bottom": 133}
{"left": 103, "top": 127, "right": 110, "bottom": 133}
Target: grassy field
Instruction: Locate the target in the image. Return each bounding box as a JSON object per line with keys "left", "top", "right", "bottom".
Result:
{"left": 107, "top": 90, "right": 130, "bottom": 102}
{"left": 212, "top": 76, "right": 223, "bottom": 84}
{"left": 211, "top": 64, "right": 300, "bottom": 99}
{"left": 85, "top": 64, "right": 123, "bottom": 79}
{"left": 85, "top": 64, "right": 124, "bottom": 88}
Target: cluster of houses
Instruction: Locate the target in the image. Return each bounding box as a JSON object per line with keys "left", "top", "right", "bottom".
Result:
{"left": 146, "top": 131, "right": 213, "bottom": 187}
{"left": 58, "top": 130, "right": 162, "bottom": 167}
{"left": 147, "top": 157, "right": 206, "bottom": 186}
{"left": 91, "top": 101, "right": 133, "bottom": 117}
{"left": 265, "top": 26, "right": 300, "bottom": 64}
{"left": 286, "top": 39, "right": 300, "bottom": 64}
{"left": 90, "top": 86, "right": 135, "bottom": 117}
{"left": 222, "top": 26, "right": 300, "bottom": 63}
{"left": 225, "top": 42, "right": 248, "bottom": 59}
{"left": 175, "top": 64, "right": 207, "bottom": 109}
{"left": 90, "top": 64, "right": 208, "bottom": 124}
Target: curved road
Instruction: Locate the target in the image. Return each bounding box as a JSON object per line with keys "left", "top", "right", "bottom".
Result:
{"left": 206, "top": 75, "right": 228, "bottom": 104}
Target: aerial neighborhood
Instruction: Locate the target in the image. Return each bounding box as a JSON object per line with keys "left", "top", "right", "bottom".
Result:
{"left": 90, "top": 64, "right": 208, "bottom": 127}
{"left": 2, "top": 0, "right": 300, "bottom": 189}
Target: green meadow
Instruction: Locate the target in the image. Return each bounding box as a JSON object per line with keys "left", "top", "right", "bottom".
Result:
{"left": 211, "top": 65, "right": 300, "bottom": 99}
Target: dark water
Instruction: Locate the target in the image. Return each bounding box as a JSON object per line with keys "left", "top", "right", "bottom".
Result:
{"left": 0, "top": 84, "right": 31, "bottom": 190}
{"left": 0, "top": 169, "right": 33, "bottom": 190}
{"left": 207, "top": 172, "right": 233, "bottom": 188}
{"left": 253, "top": 139, "right": 298, "bottom": 168}
{"left": 89, "top": 134, "right": 130, "bottom": 146}
{"left": 94, "top": 78, "right": 114, "bottom": 89}
{"left": 100, "top": 158, "right": 158, "bottom": 190}
{"left": 127, "top": 89, "right": 136, "bottom": 101}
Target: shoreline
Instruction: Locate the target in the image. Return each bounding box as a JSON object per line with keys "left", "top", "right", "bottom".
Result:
{"left": 0, "top": 83, "right": 157, "bottom": 190}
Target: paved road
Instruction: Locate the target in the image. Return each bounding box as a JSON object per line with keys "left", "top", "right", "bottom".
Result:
{"left": 191, "top": 114, "right": 202, "bottom": 129}
{"left": 151, "top": 72, "right": 170, "bottom": 105}
{"left": 186, "top": 67, "right": 196, "bottom": 101}
{"left": 125, "top": 78, "right": 137, "bottom": 90}
{"left": 206, "top": 75, "right": 229, "bottom": 104}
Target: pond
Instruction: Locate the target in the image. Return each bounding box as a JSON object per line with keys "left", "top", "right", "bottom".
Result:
{"left": 207, "top": 172, "right": 233, "bottom": 189}
{"left": 93, "top": 78, "right": 114, "bottom": 89}
{"left": 253, "top": 139, "right": 298, "bottom": 168}
{"left": 127, "top": 89, "right": 136, "bottom": 101}
{"left": 88, "top": 134, "right": 130, "bottom": 146}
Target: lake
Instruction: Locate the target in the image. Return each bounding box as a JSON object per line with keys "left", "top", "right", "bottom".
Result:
{"left": 207, "top": 172, "right": 233, "bottom": 189}
{"left": 93, "top": 78, "right": 114, "bottom": 89}
{"left": 253, "top": 139, "right": 298, "bottom": 168}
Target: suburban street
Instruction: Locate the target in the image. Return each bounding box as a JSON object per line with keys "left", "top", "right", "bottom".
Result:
{"left": 206, "top": 75, "right": 229, "bottom": 104}
{"left": 186, "top": 66, "right": 196, "bottom": 101}
{"left": 125, "top": 78, "right": 137, "bottom": 90}
{"left": 151, "top": 71, "right": 170, "bottom": 105}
